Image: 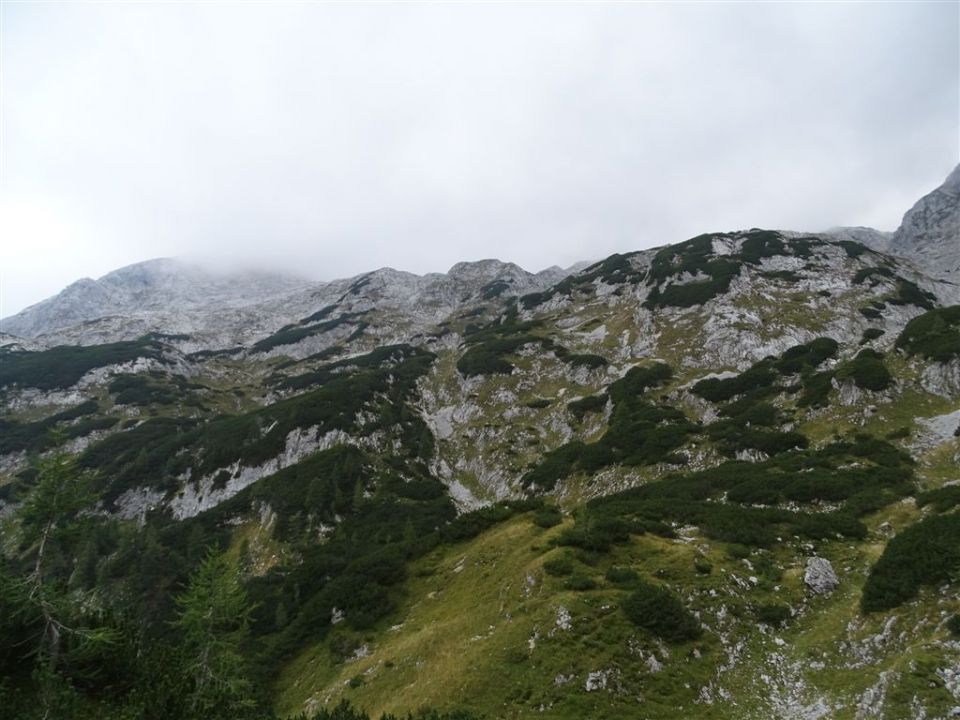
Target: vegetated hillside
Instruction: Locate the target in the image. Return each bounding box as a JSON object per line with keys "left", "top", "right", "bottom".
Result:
{"left": 1, "top": 222, "right": 960, "bottom": 718}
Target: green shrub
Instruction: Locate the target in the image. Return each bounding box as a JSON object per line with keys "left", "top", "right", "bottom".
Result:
{"left": 738, "top": 230, "right": 786, "bottom": 263}
{"left": 252, "top": 313, "right": 368, "bottom": 353}
{"left": 567, "top": 394, "right": 608, "bottom": 420}
{"left": 0, "top": 339, "right": 168, "bottom": 390}
{"left": 836, "top": 240, "right": 869, "bottom": 258}
{"left": 755, "top": 603, "right": 791, "bottom": 626}
{"left": 479, "top": 279, "right": 511, "bottom": 300}
{"left": 532, "top": 505, "right": 563, "bottom": 528}
{"left": 797, "top": 372, "right": 837, "bottom": 407}
{"left": 607, "top": 362, "right": 674, "bottom": 401}
{"left": 836, "top": 350, "right": 892, "bottom": 391}
{"left": 853, "top": 266, "right": 895, "bottom": 285}
{"left": 564, "top": 574, "right": 597, "bottom": 591}
{"left": 455, "top": 314, "right": 552, "bottom": 377}
{"left": 559, "top": 352, "right": 609, "bottom": 369}
{"left": 524, "top": 363, "right": 689, "bottom": 489}
{"left": 948, "top": 615, "right": 960, "bottom": 637}
{"left": 525, "top": 398, "right": 552, "bottom": 409}
{"left": 888, "top": 279, "right": 936, "bottom": 310}
{"left": 643, "top": 235, "right": 742, "bottom": 308}
{"left": 109, "top": 373, "right": 179, "bottom": 406}
{"left": 895, "top": 306, "right": 960, "bottom": 362}
{"left": 774, "top": 337, "right": 838, "bottom": 375}
{"left": 915, "top": 485, "right": 960, "bottom": 513}
{"left": 556, "top": 515, "right": 632, "bottom": 552}
{"left": 621, "top": 580, "right": 701, "bottom": 643}
{"left": 606, "top": 566, "right": 640, "bottom": 585}
{"left": 692, "top": 361, "right": 778, "bottom": 402}
{"left": 543, "top": 556, "right": 574, "bottom": 577}
{"left": 862, "top": 513, "right": 960, "bottom": 612}
{"left": 0, "top": 400, "right": 101, "bottom": 454}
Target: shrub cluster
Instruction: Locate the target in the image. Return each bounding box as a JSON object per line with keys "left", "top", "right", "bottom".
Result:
{"left": 0, "top": 400, "right": 100, "bottom": 455}
{"left": 519, "top": 252, "right": 645, "bottom": 310}
{"left": 563, "top": 433, "right": 911, "bottom": 550}
{"left": 644, "top": 231, "right": 817, "bottom": 309}
{"left": 0, "top": 339, "right": 168, "bottom": 390}
{"left": 523, "top": 363, "right": 690, "bottom": 490}
{"left": 835, "top": 349, "right": 892, "bottom": 392}
{"left": 895, "top": 306, "right": 960, "bottom": 362}
{"left": 916, "top": 486, "right": 960, "bottom": 513}
{"left": 862, "top": 513, "right": 960, "bottom": 612}
{"left": 621, "top": 580, "right": 702, "bottom": 643}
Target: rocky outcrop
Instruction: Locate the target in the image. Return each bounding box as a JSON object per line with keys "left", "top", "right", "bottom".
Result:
{"left": 890, "top": 164, "right": 960, "bottom": 283}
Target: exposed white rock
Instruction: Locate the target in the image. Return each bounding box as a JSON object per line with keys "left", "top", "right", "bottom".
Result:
{"left": 584, "top": 671, "right": 608, "bottom": 692}
{"left": 915, "top": 409, "right": 960, "bottom": 448}
{"left": 921, "top": 359, "right": 960, "bottom": 399}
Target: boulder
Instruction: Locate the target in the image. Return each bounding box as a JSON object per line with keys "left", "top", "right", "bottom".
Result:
{"left": 804, "top": 557, "right": 839, "bottom": 595}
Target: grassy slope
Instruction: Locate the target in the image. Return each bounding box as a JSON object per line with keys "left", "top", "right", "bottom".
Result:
{"left": 272, "top": 498, "right": 960, "bottom": 719}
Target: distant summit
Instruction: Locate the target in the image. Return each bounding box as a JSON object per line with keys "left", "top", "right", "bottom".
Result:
{"left": 0, "top": 259, "right": 310, "bottom": 339}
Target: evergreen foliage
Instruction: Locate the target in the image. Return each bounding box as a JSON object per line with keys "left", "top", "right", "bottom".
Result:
{"left": 895, "top": 306, "right": 960, "bottom": 361}
{"left": 0, "top": 400, "right": 100, "bottom": 455}
{"left": 0, "top": 339, "right": 168, "bottom": 390}
{"left": 621, "top": 580, "right": 701, "bottom": 643}
{"left": 174, "top": 549, "right": 257, "bottom": 718}
{"left": 862, "top": 514, "right": 960, "bottom": 612}
{"left": 836, "top": 349, "right": 892, "bottom": 391}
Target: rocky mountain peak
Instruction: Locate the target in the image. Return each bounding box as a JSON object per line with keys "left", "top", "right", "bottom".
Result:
{"left": 446, "top": 259, "right": 523, "bottom": 280}
{"left": 890, "top": 163, "right": 960, "bottom": 281}
{"left": 0, "top": 258, "right": 310, "bottom": 340}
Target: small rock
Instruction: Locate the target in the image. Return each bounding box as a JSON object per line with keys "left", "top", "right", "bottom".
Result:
{"left": 647, "top": 654, "right": 663, "bottom": 673}
{"left": 556, "top": 605, "right": 572, "bottom": 631}
{"left": 585, "top": 671, "right": 608, "bottom": 692}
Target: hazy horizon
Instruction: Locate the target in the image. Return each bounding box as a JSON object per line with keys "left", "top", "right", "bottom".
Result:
{"left": 2, "top": 2, "right": 957, "bottom": 317}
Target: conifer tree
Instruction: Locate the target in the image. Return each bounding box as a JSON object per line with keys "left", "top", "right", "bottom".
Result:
{"left": 173, "top": 548, "right": 257, "bottom": 718}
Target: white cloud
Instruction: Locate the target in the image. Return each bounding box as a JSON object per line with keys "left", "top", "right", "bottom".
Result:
{"left": 1, "top": 1, "right": 957, "bottom": 315}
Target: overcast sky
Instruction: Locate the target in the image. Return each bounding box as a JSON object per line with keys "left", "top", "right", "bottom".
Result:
{"left": 1, "top": 1, "right": 958, "bottom": 317}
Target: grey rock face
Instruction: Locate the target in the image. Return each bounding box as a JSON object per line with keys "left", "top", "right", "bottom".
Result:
{"left": 890, "top": 164, "right": 960, "bottom": 282}
{"left": 804, "top": 557, "right": 839, "bottom": 595}
{"left": 1, "top": 258, "right": 310, "bottom": 339}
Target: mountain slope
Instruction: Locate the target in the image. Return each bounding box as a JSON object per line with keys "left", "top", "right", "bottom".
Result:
{"left": 1, "top": 178, "right": 959, "bottom": 720}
